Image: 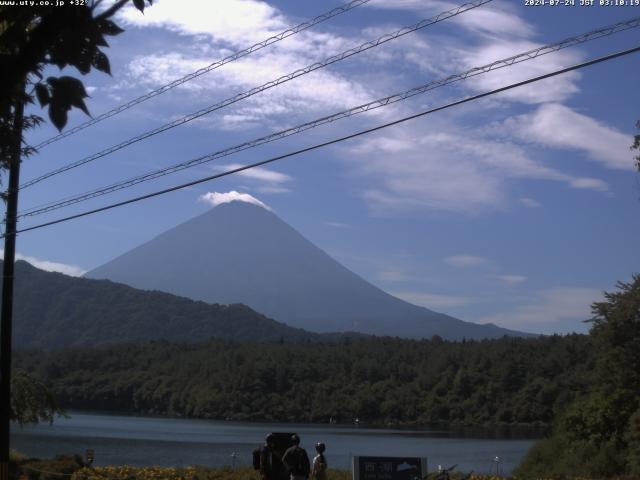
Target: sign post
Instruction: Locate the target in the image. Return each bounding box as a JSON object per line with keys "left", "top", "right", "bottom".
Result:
{"left": 353, "top": 456, "right": 427, "bottom": 480}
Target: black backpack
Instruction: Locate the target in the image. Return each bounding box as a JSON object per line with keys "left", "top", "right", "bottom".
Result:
{"left": 293, "top": 447, "right": 310, "bottom": 476}
{"left": 252, "top": 446, "right": 262, "bottom": 470}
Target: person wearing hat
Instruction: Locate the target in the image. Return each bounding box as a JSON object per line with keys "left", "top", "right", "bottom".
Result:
{"left": 310, "top": 442, "right": 327, "bottom": 480}
{"left": 282, "top": 434, "right": 311, "bottom": 480}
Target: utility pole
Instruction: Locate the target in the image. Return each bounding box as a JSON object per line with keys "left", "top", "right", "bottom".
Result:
{"left": 0, "top": 85, "right": 25, "bottom": 480}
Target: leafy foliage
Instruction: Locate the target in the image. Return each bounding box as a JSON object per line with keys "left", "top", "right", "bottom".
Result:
{"left": 10, "top": 369, "right": 64, "bottom": 426}
{"left": 0, "top": 0, "right": 151, "bottom": 135}
{"left": 15, "top": 334, "right": 592, "bottom": 426}
{"left": 12, "top": 454, "right": 87, "bottom": 480}
{"left": 43, "top": 76, "right": 90, "bottom": 131}
{"left": 7, "top": 458, "right": 620, "bottom": 480}
{"left": 11, "top": 463, "right": 353, "bottom": 480}
{"left": 516, "top": 275, "right": 640, "bottom": 478}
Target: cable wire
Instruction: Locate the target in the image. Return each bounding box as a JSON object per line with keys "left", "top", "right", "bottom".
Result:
{"left": 32, "top": 0, "right": 373, "bottom": 150}
{"left": 9, "top": 43, "right": 640, "bottom": 238}
{"left": 20, "top": 0, "right": 493, "bottom": 189}
{"left": 17, "top": 15, "right": 640, "bottom": 219}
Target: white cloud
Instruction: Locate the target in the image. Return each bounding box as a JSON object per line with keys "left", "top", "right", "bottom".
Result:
{"left": 0, "top": 250, "right": 86, "bottom": 277}
{"left": 448, "top": 3, "right": 535, "bottom": 39}
{"left": 357, "top": 30, "right": 451, "bottom": 78}
{"left": 350, "top": 130, "right": 510, "bottom": 213}
{"left": 218, "top": 163, "right": 291, "bottom": 184}
{"left": 115, "top": 0, "right": 582, "bottom": 141}
{"left": 496, "top": 274, "right": 527, "bottom": 285}
{"left": 569, "top": 177, "right": 610, "bottom": 192}
{"left": 212, "top": 164, "right": 292, "bottom": 194}
{"left": 198, "top": 190, "right": 271, "bottom": 210}
{"left": 361, "top": 2, "right": 573, "bottom": 107}
{"left": 123, "top": 48, "right": 375, "bottom": 130}
{"left": 120, "top": 0, "right": 288, "bottom": 46}
{"left": 458, "top": 40, "right": 582, "bottom": 104}
{"left": 116, "top": 0, "right": 619, "bottom": 217}
{"left": 445, "top": 255, "right": 488, "bottom": 267}
{"left": 504, "top": 103, "right": 635, "bottom": 171}
{"left": 117, "top": 0, "right": 379, "bottom": 130}
{"left": 346, "top": 116, "right": 615, "bottom": 215}
{"left": 368, "top": 0, "right": 535, "bottom": 39}
{"left": 478, "top": 286, "right": 603, "bottom": 333}
{"left": 520, "top": 197, "right": 542, "bottom": 208}
{"left": 125, "top": 53, "right": 210, "bottom": 92}
{"left": 392, "top": 290, "right": 475, "bottom": 308}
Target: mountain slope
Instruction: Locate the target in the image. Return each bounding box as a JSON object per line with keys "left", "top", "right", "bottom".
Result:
{"left": 87, "top": 201, "right": 528, "bottom": 340}
{"left": 3, "top": 260, "right": 321, "bottom": 349}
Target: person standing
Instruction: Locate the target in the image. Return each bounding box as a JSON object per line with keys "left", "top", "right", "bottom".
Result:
{"left": 310, "top": 442, "right": 327, "bottom": 480}
{"left": 260, "top": 433, "right": 285, "bottom": 480}
{"left": 282, "top": 434, "right": 311, "bottom": 480}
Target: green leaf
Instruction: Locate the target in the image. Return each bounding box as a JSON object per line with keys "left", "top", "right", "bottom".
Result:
{"left": 48, "top": 103, "right": 69, "bottom": 131}
{"left": 92, "top": 51, "right": 111, "bottom": 75}
{"left": 71, "top": 97, "right": 90, "bottom": 116}
{"left": 51, "top": 76, "right": 88, "bottom": 100}
{"left": 75, "top": 51, "right": 93, "bottom": 74}
{"left": 46, "top": 76, "right": 91, "bottom": 127}
{"left": 99, "top": 19, "right": 124, "bottom": 36}
{"left": 94, "top": 33, "right": 109, "bottom": 48}
{"left": 34, "top": 83, "right": 50, "bottom": 107}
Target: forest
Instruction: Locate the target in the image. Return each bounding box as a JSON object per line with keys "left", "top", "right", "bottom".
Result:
{"left": 15, "top": 334, "right": 591, "bottom": 427}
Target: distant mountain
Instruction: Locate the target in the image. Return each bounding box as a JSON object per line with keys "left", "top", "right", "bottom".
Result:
{"left": 87, "top": 201, "right": 529, "bottom": 340}
{"left": 3, "top": 260, "right": 324, "bottom": 350}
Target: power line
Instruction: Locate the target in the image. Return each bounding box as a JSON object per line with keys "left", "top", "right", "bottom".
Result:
{"left": 9, "top": 44, "right": 640, "bottom": 238}
{"left": 17, "top": 15, "right": 640, "bottom": 219}
{"left": 32, "top": 0, "right": 373, "bottom": 150}
{"left": 20, "top": 0, "right": 493, "bottom": 189}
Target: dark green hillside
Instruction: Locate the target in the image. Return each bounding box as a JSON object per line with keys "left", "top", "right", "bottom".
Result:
{"left": 16, "top": 334, "right": 592, "bottom": 425}
{"left": 3, "top": 260, "right": 320, "bottom": 349}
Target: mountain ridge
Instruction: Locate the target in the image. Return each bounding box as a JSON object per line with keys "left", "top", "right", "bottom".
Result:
{"left": 86, "top": 201, "right": 530, "bottom": 340}
{"left": 3, "top": 259, "right": 340, "bottom": 349}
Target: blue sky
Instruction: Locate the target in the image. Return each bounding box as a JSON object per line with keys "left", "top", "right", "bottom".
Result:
{"left": 5, "top": 0, "right": 640, "bottom": 335}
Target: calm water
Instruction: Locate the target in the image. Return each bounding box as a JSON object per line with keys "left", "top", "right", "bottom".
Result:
{"left": 11, "top": 412, "right": 541, "bottom": 475}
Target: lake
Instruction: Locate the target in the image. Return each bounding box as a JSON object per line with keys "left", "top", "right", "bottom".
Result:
{"left": 11, "top": 412, "right": 542, "bottom": 476}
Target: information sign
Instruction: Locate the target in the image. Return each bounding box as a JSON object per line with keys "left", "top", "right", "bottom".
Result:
{"left": 353, "top": 456, "right": 426, "bottom": 480}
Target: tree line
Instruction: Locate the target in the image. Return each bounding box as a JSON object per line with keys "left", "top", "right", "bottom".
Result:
{"left": 15, "top": 333, "right": 592, "bottom": 427}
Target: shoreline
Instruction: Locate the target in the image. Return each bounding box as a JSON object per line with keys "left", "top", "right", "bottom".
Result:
{"left": 54, "top": 408, "right": 550, "bottom": 437}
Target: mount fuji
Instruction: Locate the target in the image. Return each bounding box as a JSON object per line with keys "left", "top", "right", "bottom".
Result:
{"left": 86, "top": 200, "right": 528, "bottom": 340}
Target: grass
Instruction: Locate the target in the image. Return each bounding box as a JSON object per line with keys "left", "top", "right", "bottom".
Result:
{"left": 9, "top": 454, "right": 626, "bottom": 480}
